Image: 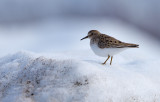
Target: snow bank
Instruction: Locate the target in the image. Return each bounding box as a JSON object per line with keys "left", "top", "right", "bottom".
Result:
{"left": 0, "top": 51, "right": 160, "bottom": 102}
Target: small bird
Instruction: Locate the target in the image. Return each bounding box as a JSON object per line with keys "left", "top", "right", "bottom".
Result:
{"left": 81, "top": 30, "right": 139, "bottom": 65}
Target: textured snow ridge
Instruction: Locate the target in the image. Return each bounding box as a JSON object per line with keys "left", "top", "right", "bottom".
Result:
{"left": 0, "top": 52, "right": 160, "bottom": 102}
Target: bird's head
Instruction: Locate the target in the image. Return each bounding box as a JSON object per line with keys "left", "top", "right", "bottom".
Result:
{"left": 81, "top": 30, "right": 100, "bottom": 40}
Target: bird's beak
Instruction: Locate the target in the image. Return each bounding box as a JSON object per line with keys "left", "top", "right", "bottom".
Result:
{"left": 81, "top": 36, "right": 88, "bottom": 40}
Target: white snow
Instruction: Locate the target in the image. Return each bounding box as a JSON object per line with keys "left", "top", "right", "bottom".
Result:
{"left": 0, "top": 18, "right": 160, "bottom": 102}
{"left": 0, "top": 49, "right": 160, "bottom": 102}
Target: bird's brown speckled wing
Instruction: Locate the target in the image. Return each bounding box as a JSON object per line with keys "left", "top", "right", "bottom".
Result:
{"left": 98, "top": 34, "right": 139, "bottom": 48}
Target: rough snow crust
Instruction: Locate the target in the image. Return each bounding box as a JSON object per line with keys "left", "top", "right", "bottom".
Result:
{"left": 0, "top": 52, "right": 160, "bottom": 102}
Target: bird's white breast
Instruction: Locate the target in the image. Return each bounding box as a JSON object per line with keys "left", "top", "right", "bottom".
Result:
{"left": 90, "top": 43, "right": 127, "bottom": 57}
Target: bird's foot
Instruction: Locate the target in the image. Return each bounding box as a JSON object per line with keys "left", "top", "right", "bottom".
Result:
{"left": 102, "top": 62, "right": 106, "bottom": 65}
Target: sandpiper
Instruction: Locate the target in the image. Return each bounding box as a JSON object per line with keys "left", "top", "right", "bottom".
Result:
{"left": 81, "top": 30, "right": 139, "bottom": 65}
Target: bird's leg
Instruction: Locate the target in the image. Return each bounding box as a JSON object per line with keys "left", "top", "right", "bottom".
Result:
{"left": 102, "top": 55, "right": 110, "bottom": 65}
{"left": 110, "top": 56, "right": 113, "bottom": 65}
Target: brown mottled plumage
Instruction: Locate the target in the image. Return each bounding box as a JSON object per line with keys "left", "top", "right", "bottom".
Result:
{"left": 96, "top": 34, "right": 138, "bottom": 48}
{"left": 81, "top": 30, "right": 139, "bottom": 65}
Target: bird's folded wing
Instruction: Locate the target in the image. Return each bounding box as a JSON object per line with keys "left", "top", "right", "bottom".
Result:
{"left": 112, "top": 42, "right": 139, "bottom": 48}
{"left": 98, "top": 34, "right": 139, "bottom": 48}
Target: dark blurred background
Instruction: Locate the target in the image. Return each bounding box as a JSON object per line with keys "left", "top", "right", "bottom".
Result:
{"left": 0, "top": 0, "right": 159, "bottom": 56}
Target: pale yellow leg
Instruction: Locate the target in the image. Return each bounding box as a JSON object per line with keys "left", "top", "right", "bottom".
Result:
{"left": 110, "top": 56, "right": 113, "bottom": 65}
{"left": 102, "top": 55, "right": 110, "bottom": 65}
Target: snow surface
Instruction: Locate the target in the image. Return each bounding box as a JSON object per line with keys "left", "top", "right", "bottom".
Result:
{"left": 0, "top": 17, "right": 160, "bottom": 102}
{"left": 0, "top": 50, "right": 160, "bottom": 102}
